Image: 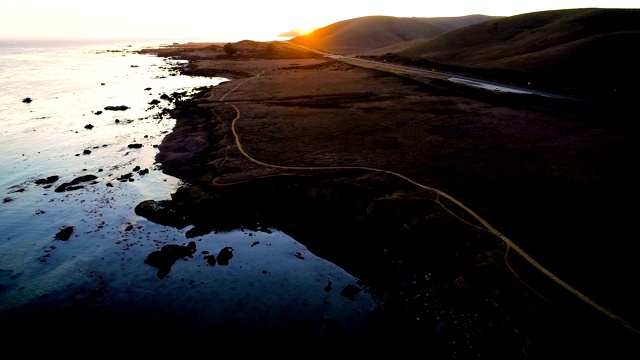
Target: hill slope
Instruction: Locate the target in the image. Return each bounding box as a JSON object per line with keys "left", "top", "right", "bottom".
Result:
{"left": 289, "top": 15, "right": 502, "bottom": 55}
{"left": 364, "top": 8, "right": 640, "bottom": 103}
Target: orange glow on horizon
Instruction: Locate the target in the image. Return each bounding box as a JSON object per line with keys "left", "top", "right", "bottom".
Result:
{"left": 2, "top": 1, "right": 638, "bottom": 41}
{"left": 292, "top": 27, "right": 318, "bottom": 36}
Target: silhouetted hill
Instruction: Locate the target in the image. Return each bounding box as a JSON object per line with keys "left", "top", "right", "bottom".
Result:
{"left": 289, "top": 15, "right": 502, "bottom": 55}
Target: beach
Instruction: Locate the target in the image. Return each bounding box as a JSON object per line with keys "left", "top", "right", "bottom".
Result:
{"left": 134, "top": 41, "right": 640, "bottom": 357}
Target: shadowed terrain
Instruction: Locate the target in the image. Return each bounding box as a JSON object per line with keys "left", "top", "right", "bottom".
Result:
{"left": 3, "top": 9, "right": 639, "bottom": 357}
{"left": 133, "top": 22, "right": 640, "bottom": 356}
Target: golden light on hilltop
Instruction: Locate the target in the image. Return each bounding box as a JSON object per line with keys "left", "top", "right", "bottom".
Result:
{"left": 294, "top": 27, "right": 317, "bottom": 36}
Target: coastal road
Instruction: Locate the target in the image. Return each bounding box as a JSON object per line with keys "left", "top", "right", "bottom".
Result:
{"left": 339, "top": 56, "right": 581, "bottom": 99}
{"left": 287, "top": 41, "right": 580, "bottom": 101}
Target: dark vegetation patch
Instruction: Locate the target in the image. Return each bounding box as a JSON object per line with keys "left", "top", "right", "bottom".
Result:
{"left": 265, "top": 92, "right": 381, "bottom": 108}
{"left": 279, "top": 60, "right": 354, "bottom": 71}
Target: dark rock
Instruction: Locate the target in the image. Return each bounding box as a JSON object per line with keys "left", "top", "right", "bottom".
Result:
{"left": 54, "top": 174, "right": 98, "bottom": 192}
{"left": 72, "top": 174, "right": 97, "bottom": 183}
{"left": 340, "top": 284, "right": 361, "bottom": 300}
{"left": 134, "top": 200, "right": 190, "bottom": 229}
{"left": 83, "top": 149, "right": 91, "bottom": 155}
{"left": 216, "top": 247, "right": 233, "bottom": 265}
{"left": 54, "top": 184, "right": 70, "bottom": 192}
{"left": 84, "top": 124, "right": 94, "bottom": 129}
{"left": 144, "top": 241, "right": 197, "bottom": 279}
{"left": 204, "top": 255, "right": 216, "bottom": 266}
{"left": 22, "top": 97, "right": 32, "bottom": 103}
{"left": 55, "top": 226, "right": 74, "bottom": 241}
{"left": 324, "top": 280, "right": 332, "bottom": 292}
{"left": 128, "top": 143, "right": 143, "bottom": 149}
{"left": 104, "top": 105, "right": 129, "bottom": 111}
{"left": 93, "top": 111, "right": 102, "bottom": 115}
{"left": 35, "top": 175, "right": 59, "bottom": 185}
{"left": 117, "top": 172, "right": 133, "bottom": 181}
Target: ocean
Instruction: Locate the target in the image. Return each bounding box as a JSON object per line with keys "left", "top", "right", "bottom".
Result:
{"left": 0, "top": 38, "right": 374, "bottom": 339}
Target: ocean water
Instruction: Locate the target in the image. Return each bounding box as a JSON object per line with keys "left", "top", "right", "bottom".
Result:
{"left": 0, "top": 39, "right": 374, "bottom": 339}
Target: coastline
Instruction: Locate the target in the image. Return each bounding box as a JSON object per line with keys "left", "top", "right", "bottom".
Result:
{"left": 134, "top": 41, "right": 640, "bottom": 357}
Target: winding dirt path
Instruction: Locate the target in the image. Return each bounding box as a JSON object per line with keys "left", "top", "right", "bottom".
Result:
{"left": 218, "top": 70, "right": 639, "bottom": 335}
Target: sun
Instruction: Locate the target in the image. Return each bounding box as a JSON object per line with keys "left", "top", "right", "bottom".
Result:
{"left": 293, "top": 27, "right": 317, "bottom": 36}
{"left": 290, "top": 19, "right": 328, "bottom": 36}
{"left": 278, "top": 19, "right": 326, "bottom": 39}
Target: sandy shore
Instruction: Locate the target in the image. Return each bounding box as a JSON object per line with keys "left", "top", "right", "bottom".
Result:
{"left": 135, "top": 41, "right": 640, "bottom": 357}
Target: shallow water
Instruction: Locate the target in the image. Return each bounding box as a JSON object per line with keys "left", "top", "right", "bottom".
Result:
{"left": 0, "top": 39, "right": 375, "bottom": 338}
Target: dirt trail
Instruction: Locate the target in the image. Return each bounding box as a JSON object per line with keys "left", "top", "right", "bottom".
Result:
{"left": 222, "top": 68, "right": 640, "bottom": 335}
{"left": 144, "top": 43, "right": 640, "bottom": 357}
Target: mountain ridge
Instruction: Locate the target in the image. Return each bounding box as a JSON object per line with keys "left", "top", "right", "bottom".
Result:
{"left": 289, "top": 14, "right": 502, "bottom": 55}
{"left": 290, "top": 8, "right": 640, "bottom": 106}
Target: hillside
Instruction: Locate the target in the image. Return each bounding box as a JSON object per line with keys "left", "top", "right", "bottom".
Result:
{"left": 365, "top": 8, "right": 640, "bottom": 104}
{"left": 288, "top": 15, "right": 502, "bottom": 55}
{"left": 292, "top": 8, "right": 639, "bottom": 107}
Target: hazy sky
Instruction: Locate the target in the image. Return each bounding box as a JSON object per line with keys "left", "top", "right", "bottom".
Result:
{"left": 1, "top": 1, "right": 638, "bottom": 42}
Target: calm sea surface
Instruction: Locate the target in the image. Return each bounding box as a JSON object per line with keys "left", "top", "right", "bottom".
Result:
{"left": 0, "top": 38, "right": 374, "bottom": 337}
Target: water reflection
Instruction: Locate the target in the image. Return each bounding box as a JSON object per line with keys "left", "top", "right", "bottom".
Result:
{"left": 0, "top": 40, "right": 376, "bottom": 343}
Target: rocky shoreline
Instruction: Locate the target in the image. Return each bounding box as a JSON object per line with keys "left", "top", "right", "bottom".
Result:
{"left": 132, "top": 41, "right": 640, "bottom": 357}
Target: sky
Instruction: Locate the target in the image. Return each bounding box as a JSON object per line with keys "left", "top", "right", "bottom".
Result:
{"left": 1, "top": 1, "right": 638, "bottom": 42}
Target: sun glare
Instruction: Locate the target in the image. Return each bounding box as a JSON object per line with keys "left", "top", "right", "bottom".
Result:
{"left": 301, "top": 27, "right": 318, "bottom": 35}
{"left": 292, "top": 27, "right": 317, "bottom": 36}
{"left": 287, "top": 19, "right": 329, "bottom": 36}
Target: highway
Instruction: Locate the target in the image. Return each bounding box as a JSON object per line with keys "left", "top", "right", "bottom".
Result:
{"left": 290, "top": 41, "right": 580, "bottom": 101}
